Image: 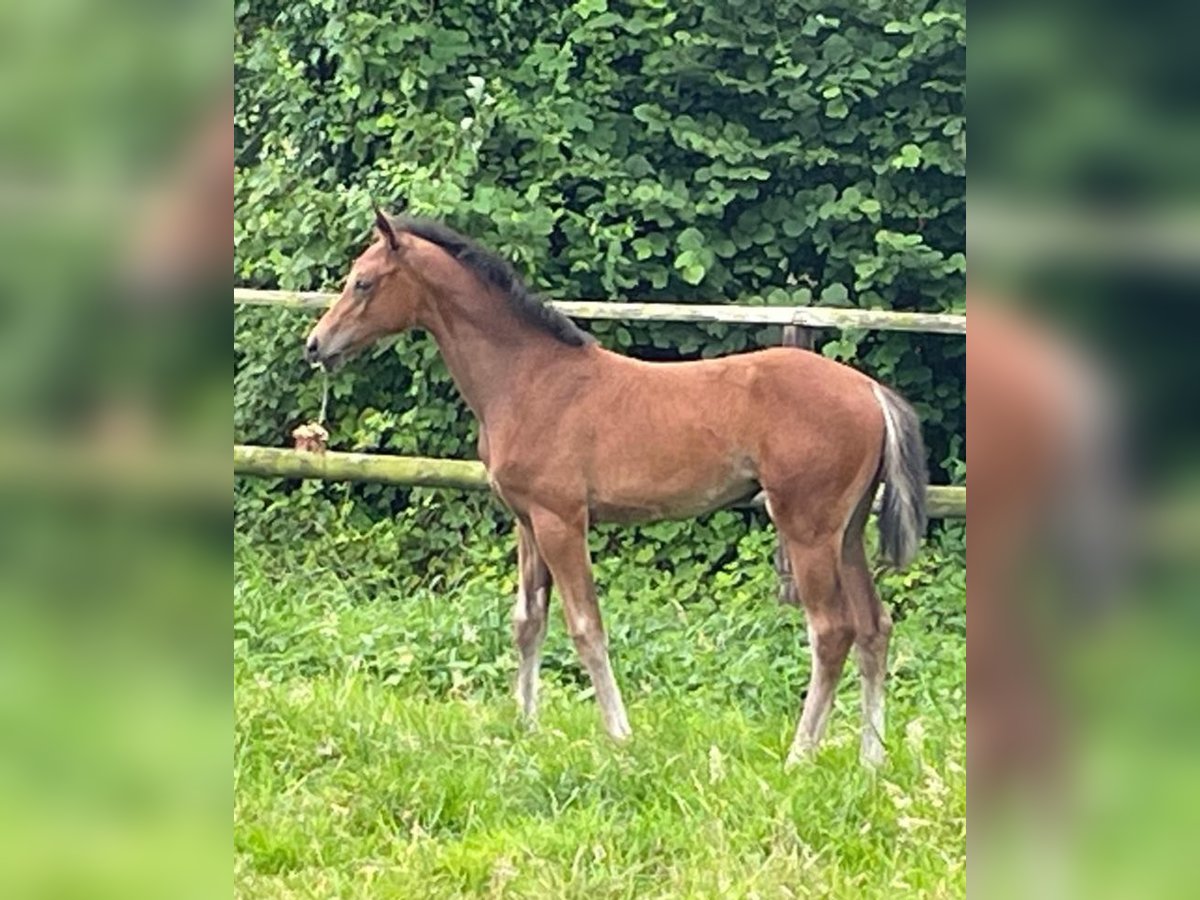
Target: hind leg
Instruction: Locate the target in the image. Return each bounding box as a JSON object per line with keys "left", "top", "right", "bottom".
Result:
{"left": 843, "top": 542, "right": 892, "bottom": 767}
{"left": 782, "top": 540, "right": 855, "bottom": 768}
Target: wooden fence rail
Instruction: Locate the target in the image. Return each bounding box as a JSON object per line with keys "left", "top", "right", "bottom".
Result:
{"left": 233, "top": 288, "right": 966, "bottom": 335}
{"left": 234, "top": 445, "right": 966, "bottom": 519}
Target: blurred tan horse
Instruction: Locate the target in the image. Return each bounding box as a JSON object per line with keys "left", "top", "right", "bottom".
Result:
{"left": 305, "top": 211, "right": 927, "bottom": 766}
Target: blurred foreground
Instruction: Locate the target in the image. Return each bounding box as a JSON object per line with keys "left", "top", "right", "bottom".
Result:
{"left": 0, "top": 0, "right": 229, "bottom": 896}
{"left": 970, "top": 2, "right": 1200, "bottom": 897}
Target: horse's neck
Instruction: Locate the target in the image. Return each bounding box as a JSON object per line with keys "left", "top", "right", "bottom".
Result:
{"left": 418, "top": 287, "right": 560, "bottom": 426}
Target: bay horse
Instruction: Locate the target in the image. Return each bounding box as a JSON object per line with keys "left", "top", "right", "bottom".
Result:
{"left": 304, "top": 210, "right": 928, "bottom": 767}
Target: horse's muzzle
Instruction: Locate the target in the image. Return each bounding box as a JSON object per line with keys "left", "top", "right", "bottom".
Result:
{"left": 304, "top": 333, "right": 348, "bottom": 372}
{"left": 304, "top": 334, "right": 322, "bottom": 365}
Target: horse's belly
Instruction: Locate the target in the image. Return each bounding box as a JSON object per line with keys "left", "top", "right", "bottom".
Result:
{"left": 588, "top": 475, "right": 760, "bottom": 524}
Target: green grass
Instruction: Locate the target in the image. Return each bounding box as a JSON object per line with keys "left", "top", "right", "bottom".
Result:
{"left": 234, "top": 532, "right": 965, "bottom": 898}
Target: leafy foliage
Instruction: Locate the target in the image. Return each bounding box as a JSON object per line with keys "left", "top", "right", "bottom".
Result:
{"left": 234, "top": 0, "right": 965, "bottom": 576}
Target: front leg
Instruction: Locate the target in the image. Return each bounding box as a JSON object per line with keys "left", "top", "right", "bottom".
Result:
{"left": 528, "top": 505, "right": 631, "bottom": 741}
{"left": 513, "top": 522, "right": 551, "bottom": 722}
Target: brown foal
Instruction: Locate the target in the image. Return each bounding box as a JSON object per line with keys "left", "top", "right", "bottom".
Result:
{"left": 305, "top": 211, "right": 928, "bottom": 767}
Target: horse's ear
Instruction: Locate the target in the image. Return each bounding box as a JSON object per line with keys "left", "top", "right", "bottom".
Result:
{"left": 374, "top": 206, "right": 399, "bottom": 253}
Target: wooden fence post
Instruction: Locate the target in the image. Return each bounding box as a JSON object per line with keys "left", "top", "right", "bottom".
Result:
{"left": 780, "top": 323, "right": 816, "bottom": 350}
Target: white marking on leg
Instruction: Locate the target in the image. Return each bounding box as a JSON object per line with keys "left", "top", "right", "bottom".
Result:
{"left": 861, "top": 690, "right": 886, "bottom": 768}
{"left": 516, "top": 652, "right": 540, "bottom": 719}
{"left": 856, "top": 636, "right": 888, "bottom": 767}
{"left": 513, "top": 584, "right": 529, "bottom": 624}
{"left": 788, "top": 676, "right": 837, "bottom": 765}
{"left": 786, "top": 623, "right": 840, "bottom": 767}
{"left": 577, "top": 637, "right": 631, "bottom": 741}
{"left": 593, "top": 654, "right": 632, "bottom": 740}
{"left": 514, "top": 586, "right": 546, "bottom": 721}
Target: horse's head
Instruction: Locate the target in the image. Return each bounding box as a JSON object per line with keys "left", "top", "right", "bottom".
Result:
{"left": 304, "top": 209, "right": 423, "bottom": 370}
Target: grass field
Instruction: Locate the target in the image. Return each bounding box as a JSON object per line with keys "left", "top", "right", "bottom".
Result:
{"left": 234, "top": 528, "right": 965, "bottom": 898}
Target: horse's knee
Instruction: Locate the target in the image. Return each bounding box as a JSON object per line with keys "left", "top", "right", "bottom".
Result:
{"left": 570, "top": 621, "right": 604, "bottom": 649}
{"left": 855, "top": 607, "right": 893, "bottom": 654}
{"left": 567, "top": 618, "right": 607, "bottom": 665}
{"left": 513, "top": 617, "right": 543, "bottom": 653}
{"left": 853, "top": 611, "right": 892, "bottom": 684}
{"left": 811, "top": 621, "right": 856, "bottom": 666}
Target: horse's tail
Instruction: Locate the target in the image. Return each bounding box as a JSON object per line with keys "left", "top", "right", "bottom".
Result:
{"left": 871, "top": 383, "right": 929, "bottom": 568}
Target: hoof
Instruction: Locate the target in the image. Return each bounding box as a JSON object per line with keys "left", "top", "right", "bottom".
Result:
{"left": 515, "top": 700, "right": 539, "bottom": 731}
{"left": 860, "top": 747, "right": 886, "bottom": 769}
{"left": 604, "top": 718, "right": 633, "bottom": 742}
{"left": 784, "top": 745, "right": 815, "bottom": 770}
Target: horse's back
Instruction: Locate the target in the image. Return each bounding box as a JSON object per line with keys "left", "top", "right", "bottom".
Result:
{"left": 589, "top": 345, "right": 879, "bottom": 429}
{"left": 541, "top": 346, "right": 883, "bottom": 522}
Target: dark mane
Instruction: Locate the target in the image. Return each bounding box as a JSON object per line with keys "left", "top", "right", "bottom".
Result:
{"left": 390, "top": 215, "right": 594, "bottom": 347}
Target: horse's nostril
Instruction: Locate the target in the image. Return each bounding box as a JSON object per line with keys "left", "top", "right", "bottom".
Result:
{"left": 305, "top": 335, "right": 320, "bottom": 359}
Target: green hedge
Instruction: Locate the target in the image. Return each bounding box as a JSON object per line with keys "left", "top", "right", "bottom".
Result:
{"left": 234, "top": 0, "right": 965, "bottom": 577}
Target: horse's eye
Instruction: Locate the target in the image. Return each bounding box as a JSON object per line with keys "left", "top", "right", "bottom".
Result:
{"left": 354, "top": 278, "right": 372, "bottom": 293}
